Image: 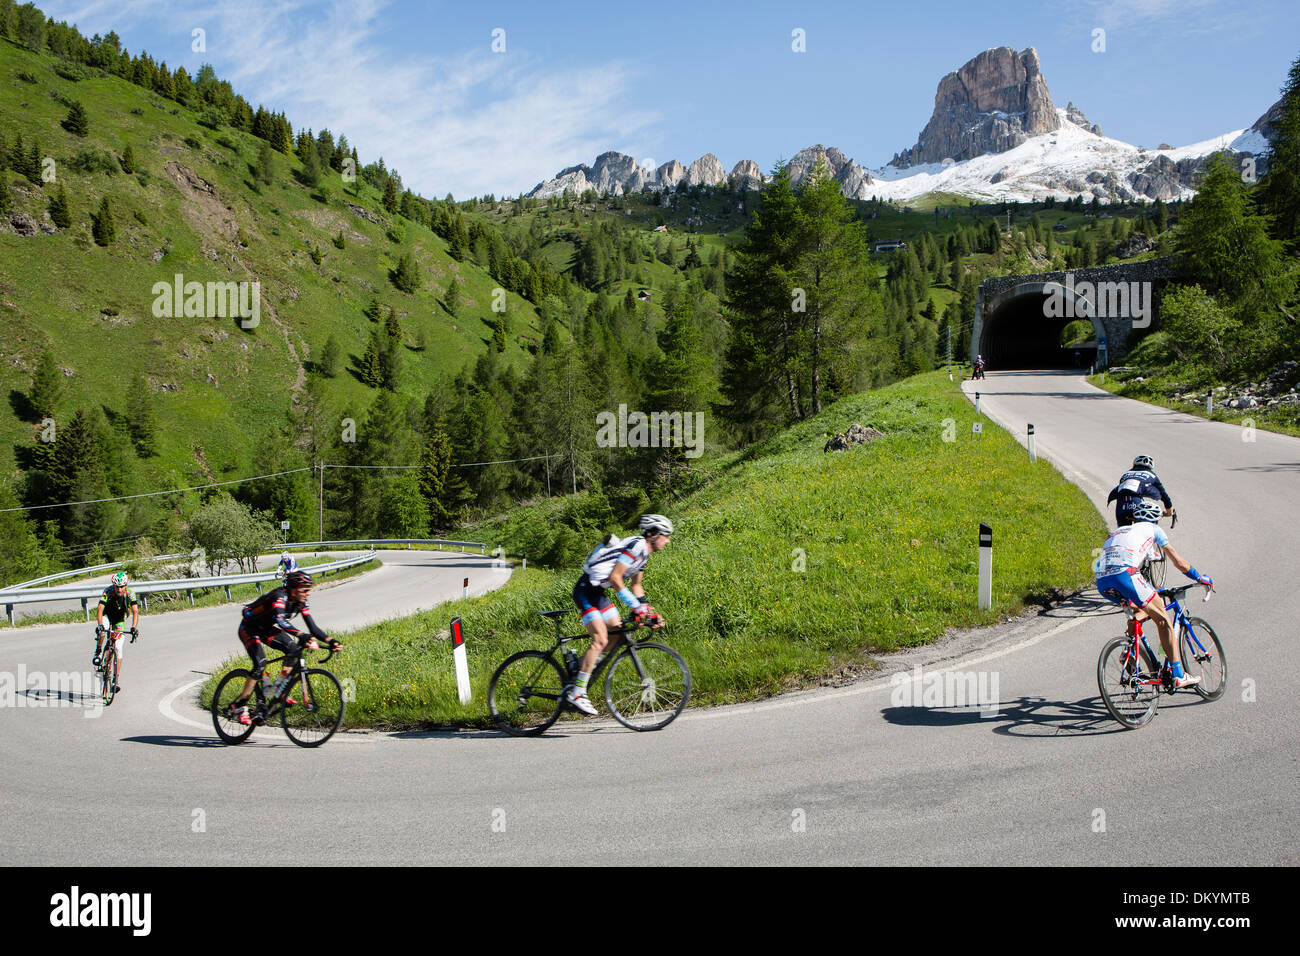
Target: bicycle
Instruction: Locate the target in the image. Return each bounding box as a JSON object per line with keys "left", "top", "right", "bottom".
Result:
{"left": 94, "top": 625, "right": 136, "bottom": 706}
{"left": 489, "top": 611, "right": 691, "bottom": 736}
{"left": 1096, "top": 583, "right": 1225, "bottom": 729}
{"left": 211, "top": 643, "right": 345, "bottom": 747}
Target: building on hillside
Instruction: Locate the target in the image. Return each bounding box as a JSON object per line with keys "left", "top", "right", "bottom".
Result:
{"left": 872, "top": 239, "right": 907, "bottom": 253}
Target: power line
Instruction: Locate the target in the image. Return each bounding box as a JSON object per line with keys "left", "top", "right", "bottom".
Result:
{"left": 0, "top": 467, "right": 314, "bottom": 514}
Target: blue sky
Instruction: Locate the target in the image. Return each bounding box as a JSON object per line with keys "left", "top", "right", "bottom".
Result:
{"left": 38, "top": 0, "right": 1299, "bottom": 199}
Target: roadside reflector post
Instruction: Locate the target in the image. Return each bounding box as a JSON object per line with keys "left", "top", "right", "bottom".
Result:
{"left": 462, "top": 577, "right": 469, "bottom": 599}
{"left": 451, "top": 617, "right": 471, "bottom": 705}
{"left": 224, "top": 585, "right": 232, "bottom": 600}
{"left": 1207, "top": 393, "right": 1212, "bottom": 415}
{"left": 81, "top": 597, "right": 89, "bottom": 622}
{"left": 975, "top": 391, "right": 981, "bottom": 414}
{"left": 187, "top": 589, "right": 194, "bottom": 606}
{"left": 522, "top": 557, "right": 526, "bottom": 572}
{"left": 1027, "top": 423, "right": 1036, "bottom": 463}
{"left": 6, "top": 604, "right": 13, "bottom": 626}
{"left": 978, "top": 523, "right": 993, "bottom": 610}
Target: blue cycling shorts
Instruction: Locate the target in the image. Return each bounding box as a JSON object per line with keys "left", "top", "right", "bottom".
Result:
{"left": 1096, "top": 568, "right": 1157, "bottom": 609}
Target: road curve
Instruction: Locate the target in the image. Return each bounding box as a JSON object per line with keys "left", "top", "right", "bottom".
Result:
{"left": 1, "top": 374, "right": 1295, "bottom": 865}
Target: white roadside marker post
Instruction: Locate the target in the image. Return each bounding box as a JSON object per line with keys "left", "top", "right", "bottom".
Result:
{"left": 975, "top": 391, "right": 981, "bottom": 414}
{"left": 1027, "top": 423, "right": 1036, "bottom": 463}
{"left": 978, "top": 523, "right": 993, "bottom": 610}
{"left": 462, "top": 577, "right": 468, "bottom": 600}
{"left": 1207, "top": 393, "right": 1212, "bottom": 415}
{"left": 451, "top": 617, "right": 471, "bottom": 704}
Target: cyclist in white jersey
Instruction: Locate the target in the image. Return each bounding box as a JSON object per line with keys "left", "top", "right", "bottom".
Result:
{"left": 565, "top": 514, "right": 672, "bottom": 715}
{"left": 1094, "top": 499, "right": 1214, "bottom": 688}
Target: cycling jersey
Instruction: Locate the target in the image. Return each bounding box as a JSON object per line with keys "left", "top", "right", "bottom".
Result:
{"left": 1107, "top": 469, "right": 1172, "bottom": 525}
{"left": 277, "top": 556, "right": 298, "bottom": 574}
{"left": 582, "top": 536, "right": 650, "bottom": 588}
{"left": 98, "top": 586, "right": 138, "bottom": 625}
{"left": 1098, "top": 522, "right": 1169, "bottom": 575}
{"left": 240, "top": 586, "right": 327, "bottom": 642}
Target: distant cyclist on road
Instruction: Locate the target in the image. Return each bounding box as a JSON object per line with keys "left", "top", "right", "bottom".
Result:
{"left": 1107, "top": 454, "right": 1175, "bottom": 527}
{"left": 1095, "top": 499, "right": 1213, "bottom": 688}
{"left": 227, "top": 569, "right": 341, "bottom": 726}
{"left": 973, "top": 354, "right": 986, "bottom": 380}
{"left": 93, "top": 571, "right": 140, "bottom": 690}
{"left": 277, "top": 550, "right": 298, "bottom": 577}
{"left": 565, "top": 514, "right": 673, "bottom": 715}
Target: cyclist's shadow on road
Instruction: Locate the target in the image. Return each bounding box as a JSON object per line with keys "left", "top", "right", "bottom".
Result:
{"left": 880, "top": 695, "right": 1123, "bottom": 737}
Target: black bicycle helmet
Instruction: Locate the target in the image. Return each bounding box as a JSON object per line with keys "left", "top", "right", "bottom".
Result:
{"left": 284, "top": 570, "right": 313, "bottom": 590}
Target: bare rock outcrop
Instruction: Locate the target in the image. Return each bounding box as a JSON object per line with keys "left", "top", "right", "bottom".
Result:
{"left": 891, "top": 46, "right": 1060, "bottom": 167}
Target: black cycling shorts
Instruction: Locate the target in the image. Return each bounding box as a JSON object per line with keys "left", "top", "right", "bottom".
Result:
{"left": 239, "top": 626, "right": 302, "bottom": 676}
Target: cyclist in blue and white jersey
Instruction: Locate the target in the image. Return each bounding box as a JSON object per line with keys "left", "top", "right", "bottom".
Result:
{"left": 1095, "top": 499, "right": 1213, "bottom": 688}
{"left": 277, "top": 551, "right": 298, "bottom": 577}
{"left": 1107, "top": 454, "right": 1175, "bottom": 527}
{"left": 565, "top": 514, "right": 672, "bottom": 715}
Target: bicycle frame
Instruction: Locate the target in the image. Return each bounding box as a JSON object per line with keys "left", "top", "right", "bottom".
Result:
{"left": 540, "top": 612, "right": 655, "bottom": 689}
{"left": 253, "top": 646, "right": 333, "bottom": 716}
{"left": 1125, "top": 586, "right": 1209, "bottom": 688}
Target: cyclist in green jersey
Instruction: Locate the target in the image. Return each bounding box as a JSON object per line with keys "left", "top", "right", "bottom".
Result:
{"left": 93, "top": 571, "right": 140, "bottom": 690}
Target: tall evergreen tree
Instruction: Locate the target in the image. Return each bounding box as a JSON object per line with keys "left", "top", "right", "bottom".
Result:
{"left": 391, "top": 252, "right": 420, "bottom": 293}
{"left": 120, "top": 143, "right": 136, "bottom": 174}
{"left": 91, "top": 196, "right": 115, "bottom": 246}
{"left": 63, "top": 101, "right": 90, "bottom": 137}
{"left": 30, "top": 350, "right": 64, "bottom": 420}
{"left": 126, "top": 373, "right": 158, "bottom": 456}
{"left": 47, "top": 184, "right": 71, "bottom": 228}
{"left": 1255, "top": 53, "right": 1300, "bottom": 251}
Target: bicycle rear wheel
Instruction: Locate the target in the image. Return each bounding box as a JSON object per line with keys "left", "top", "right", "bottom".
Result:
{"left": 280, "top": 668, "right": 345, "bottom": 747}
{"left": 1097, "top": 635, "right": 1158, "bottom": 729}
{"left": 489, "top": 651, "right": 565, "bottom": 736}
{"left": 604, "top": 642, "right": 691, "bottom": 731}
{"left": 1180, "top": 617, "right": 1226, "bottom": 701}
{"left": 101, "top": 649, "right": 118, "bottom": 706}
{"left": 211, "top": 669, "right": 258, "bottom": 744}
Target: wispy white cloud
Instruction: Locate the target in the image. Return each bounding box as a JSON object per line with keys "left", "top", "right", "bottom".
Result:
{"left": 40, "top": 0, "right": 660, "bottom": 197}
{"left": 1067, "top": 0, "right": 1263, "bottom": 38}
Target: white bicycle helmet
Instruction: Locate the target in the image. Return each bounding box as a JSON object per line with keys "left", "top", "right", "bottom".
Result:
{"left": 1132, "top": 498, "right": 1162, "bottom": 523}
{"left": 1132, "top": 454, "right": 1154, "bottom": 471}
{"left": 639, "top": 514, "right": 674, "bottom": 536}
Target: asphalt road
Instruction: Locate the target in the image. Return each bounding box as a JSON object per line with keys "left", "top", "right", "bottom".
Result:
{"left": 1, "top": 372, "right": 1295, "bottom": 865}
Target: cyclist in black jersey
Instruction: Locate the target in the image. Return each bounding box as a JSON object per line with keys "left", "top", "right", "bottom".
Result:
{"left": 93, "top": 571, "right": 140, "bottom": 691}
{"left": 1107, "top": 454, "right": 1175, "bottom": 527}
{"left": 228, "top": 569, "right": 341, "bottom": 725}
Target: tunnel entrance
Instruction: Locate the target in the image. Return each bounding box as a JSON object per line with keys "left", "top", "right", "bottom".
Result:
{"left": 978, "top": 285, "right": 1105, "bottom": 370}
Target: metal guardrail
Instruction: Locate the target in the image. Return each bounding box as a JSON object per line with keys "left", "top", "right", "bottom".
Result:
{"left": 5, "top": 553, "right": 189, "bottom": 591}
{"left": 2, "top": 550, "right": 376, "bottom": 624}
{"left": 279, "top": 538, "right": 487, "bottom": 553}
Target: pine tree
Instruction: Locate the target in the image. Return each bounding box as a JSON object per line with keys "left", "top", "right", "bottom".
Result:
{"left": 120, "top": 144, "right": 136, "bottom": 174}
{"left": 363, "top": 297, "right": 382, "bottom": 322}
{"left": 0, "top": 171, "right": 11, "bottom": 214}
{"left": 1175, "top": 152, "right": 1289, "bottom": 306}
{"left": 381, "top": 176, "right": 399, "bottom": 213}
{"left": 63, "top": 101, "right": 90, "bottom": 137}
{"left": 444, "top": 278, "right": 460, "bottom": 314}
{"left": 126, "top": 373, "right": 158, "bottom": 456}
{"left": 359, "top": 334, "right": 382, "bottom": 387}
{"left": 299, "top": 142, "right": 322, "bottom": 187}
{"left": 318, "top": 335, "right": 341, "bottom": 377}
{"left": 91, "top": 197, "right": 115, "bottom": 246}
{"left": 1255, "top": 53, "right": 1300, "bottom": 251}
{"left": 1153, "top": 198, "right": 1168, "bottom": 232}
{"left": 391, "top": 252, "right": 420, "bottom": 293}
{"left": 47, "top": 185, "right": 71, "bottom": 228}
{"left": 30, "top": 350, "right": 64, "bottom": 420}
{"left": 492, "top": 317, "right": 507, "bottom": 353}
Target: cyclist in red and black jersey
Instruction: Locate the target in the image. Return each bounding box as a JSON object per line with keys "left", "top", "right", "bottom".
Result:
{"left": 229, "top": 569, "right": 340, "bottom": 725}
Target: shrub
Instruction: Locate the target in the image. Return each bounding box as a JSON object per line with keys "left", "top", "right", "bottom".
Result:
{"left": 197, "top": 107, "right": 224, "bottom": 130}
{"left": 69, "top": 148, "right": 118, "bottom": 175}
{"left": 183, "top": 135, "right": 203, "bottom": 151}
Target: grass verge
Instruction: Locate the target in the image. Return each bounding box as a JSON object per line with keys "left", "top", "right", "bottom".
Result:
{"left": 200, "top": 371, "right": 1105, "bottom": 729}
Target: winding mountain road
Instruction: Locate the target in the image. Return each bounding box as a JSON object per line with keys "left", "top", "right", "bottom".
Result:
{"left": 1, "top": 371, "right": 1295, "bottom": 865}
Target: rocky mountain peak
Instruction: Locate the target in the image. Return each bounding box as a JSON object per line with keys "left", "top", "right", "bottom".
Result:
{"left": 891, "top": 46, "right": 1061, "bottom": 167}
{"left": 1065, "top": 101, "right": 1102, "bottom": 136}
{"left": 787, "top": 144, "right": 874, "bottom": 198}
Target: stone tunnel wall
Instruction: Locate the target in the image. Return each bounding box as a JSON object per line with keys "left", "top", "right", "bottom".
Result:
{"left": 974, "top": 257, "right": 1177, "bottom": 367}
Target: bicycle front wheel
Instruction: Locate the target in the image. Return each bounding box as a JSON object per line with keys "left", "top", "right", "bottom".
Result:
{"left": 280, "top": 668, "right": 345, "bottom": 747}
{"left": 604, "top": 642, "right": 691, "bottom": 731}
{"left": 211, "top": 669, "right": 258, "bottom": 744}
{"left": 1180, "top": 617, "right": 1226, "bottom": 701}
{"left": 1097, "top": 636, "right": 1158, "bottom": 729}
{"left": 101, "top": 649, "right": 118, "bottom": 706}
{"left": 489, "top": 651, "right": 566, "bottom": 736}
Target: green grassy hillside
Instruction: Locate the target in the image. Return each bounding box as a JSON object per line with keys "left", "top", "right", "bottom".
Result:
{"left": 0, "top": 37, "right": 541, "bottom": 481}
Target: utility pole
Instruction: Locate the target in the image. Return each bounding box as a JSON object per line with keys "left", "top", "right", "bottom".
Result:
{"left": 318, "top": 461, "right": 324, "bottom": 541}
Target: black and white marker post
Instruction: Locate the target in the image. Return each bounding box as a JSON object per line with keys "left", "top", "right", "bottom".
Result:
{"left": 975, "top": 390, "right": 980, "bottom": 414}
{"left": 451, "top": 617, "right": 471, "bottom": 704}
{"left": 978, "top": 523, "right": 993, "bottom": 610}
{"left": 1027, "top": 423, "right": 1036, "bottom": 463}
